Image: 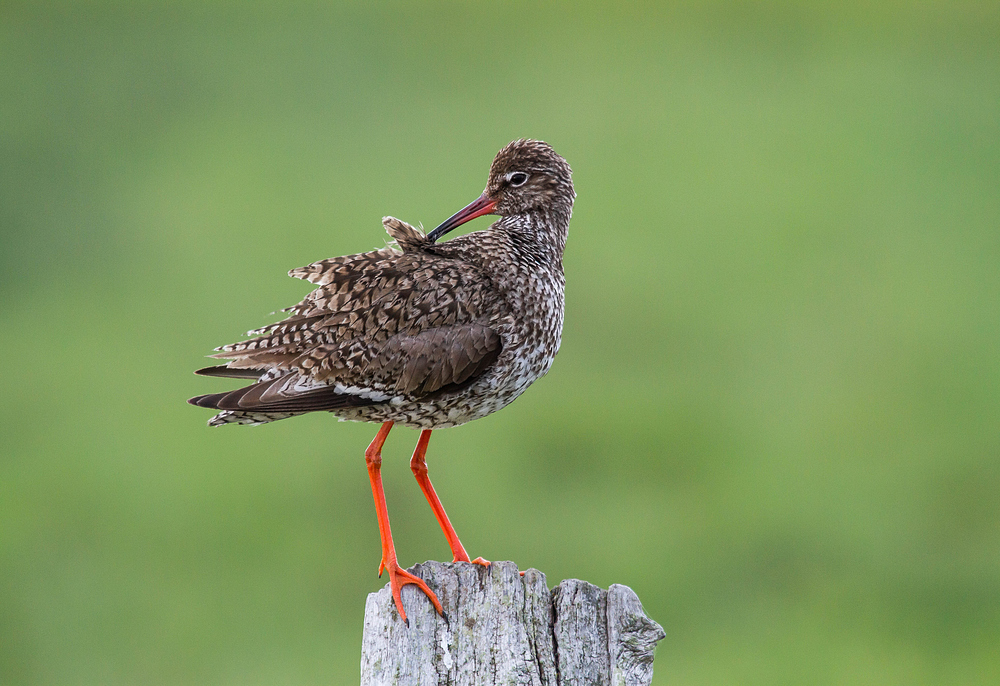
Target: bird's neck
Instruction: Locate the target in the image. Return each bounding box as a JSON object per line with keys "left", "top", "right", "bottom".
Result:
{"left": 498, "top": 205, "right": 572, "bottom": 267}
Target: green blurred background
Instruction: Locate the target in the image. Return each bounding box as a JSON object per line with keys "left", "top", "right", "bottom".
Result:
{"left": 2, "top": 1, "right": 999, "bottom": 683}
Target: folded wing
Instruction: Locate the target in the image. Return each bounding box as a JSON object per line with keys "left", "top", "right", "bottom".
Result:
{"left": 189, "top": 219, "right": 503, "bottom": 419}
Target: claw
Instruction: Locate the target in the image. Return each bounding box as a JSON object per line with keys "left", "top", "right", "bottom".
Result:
{"left": 386, "top": 561, "right": 443, "bottom": 624}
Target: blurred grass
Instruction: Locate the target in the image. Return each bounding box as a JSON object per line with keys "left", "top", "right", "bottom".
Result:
{"left": 2, "top": 1, "right": 999, "bottom": 684}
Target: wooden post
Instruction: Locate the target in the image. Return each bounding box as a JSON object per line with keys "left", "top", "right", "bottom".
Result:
{"left": 361, "top": 561, "right": 665, "bottom": 685}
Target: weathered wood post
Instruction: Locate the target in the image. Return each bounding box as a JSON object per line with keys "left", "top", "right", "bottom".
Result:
{"left": 361, "top": 561, "right": 665, "bottom": 685}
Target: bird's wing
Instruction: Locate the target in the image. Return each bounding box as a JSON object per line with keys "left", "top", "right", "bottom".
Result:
{"left": 194, "top": 230, "right": 503, "bottom": 412}
{"left": 323, "top": 322, "right": 501, "bottom": 397}
{"left": 191, "top": 322, "right": 501, "bottom": 414}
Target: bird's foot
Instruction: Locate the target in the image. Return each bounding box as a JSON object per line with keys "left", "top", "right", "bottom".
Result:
{"left": 452, "top": 552, "right": 491, "bottom": 568}
{"left": 381, "top": 559, "right": 444, "bottom": 625}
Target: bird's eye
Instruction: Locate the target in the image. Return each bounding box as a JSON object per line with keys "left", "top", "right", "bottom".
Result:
{"left": 507, "top": 172, "right": 529, "bottom": 187}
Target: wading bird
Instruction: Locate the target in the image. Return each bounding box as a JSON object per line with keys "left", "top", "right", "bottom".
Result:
{"left": 190, "top": 140, "right": 574, "bottom": 623}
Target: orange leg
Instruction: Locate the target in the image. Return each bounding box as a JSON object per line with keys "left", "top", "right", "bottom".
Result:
{"left": 409, "top": 430, "right": 490, "bottom": 567}
{"left": 365, "top": 421, "right": 443, "bottom": 624}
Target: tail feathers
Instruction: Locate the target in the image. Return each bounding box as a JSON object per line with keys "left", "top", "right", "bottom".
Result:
{"left": 207, "top": 410, "right": 300, "bottom": 426}
{"left": 189, "top": 387, "right": 298, "bottom": 425}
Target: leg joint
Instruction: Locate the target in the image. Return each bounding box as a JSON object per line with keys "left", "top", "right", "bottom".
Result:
{"left": 365, "top": 421, "right": 393, "bottom": 469}
{"left": 409, "top": 455, "right": 427, "bottom": 477}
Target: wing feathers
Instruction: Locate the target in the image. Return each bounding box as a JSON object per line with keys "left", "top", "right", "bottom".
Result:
{"left": 187, "top": 374, "right": 380, "bottom": 414}
{"left": 371, "top": 324, "right": 501, "bottom": 396}
{"left": 193, "top": 221, "right": 504, "bottom": 422}
{"left": 194, "top": 365, "right": 266, "bottom": 379}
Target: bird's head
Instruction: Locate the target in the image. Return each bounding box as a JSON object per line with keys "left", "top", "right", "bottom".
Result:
{"left": 428, "top": 139, "right": 574, "bottom": 243}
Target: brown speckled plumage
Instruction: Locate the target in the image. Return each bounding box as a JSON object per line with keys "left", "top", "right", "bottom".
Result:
{"left": 190, "top": 139, "right": 575, "bottom": 431}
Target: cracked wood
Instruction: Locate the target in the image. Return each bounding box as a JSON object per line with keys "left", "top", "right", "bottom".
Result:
{"left": 361, "top": 561, "right": 665, "bottom": 686}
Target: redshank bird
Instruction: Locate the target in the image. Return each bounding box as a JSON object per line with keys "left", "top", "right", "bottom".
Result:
{"left": 189, "top": 139, "right": 574, "bottom": 623}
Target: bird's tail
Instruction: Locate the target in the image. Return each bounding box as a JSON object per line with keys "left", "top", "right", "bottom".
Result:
{"left": 204, "top": 409, "right": 303, "bottom": 427}
{"left": 188, "top": 390, "right": 304, "bottom": 427}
